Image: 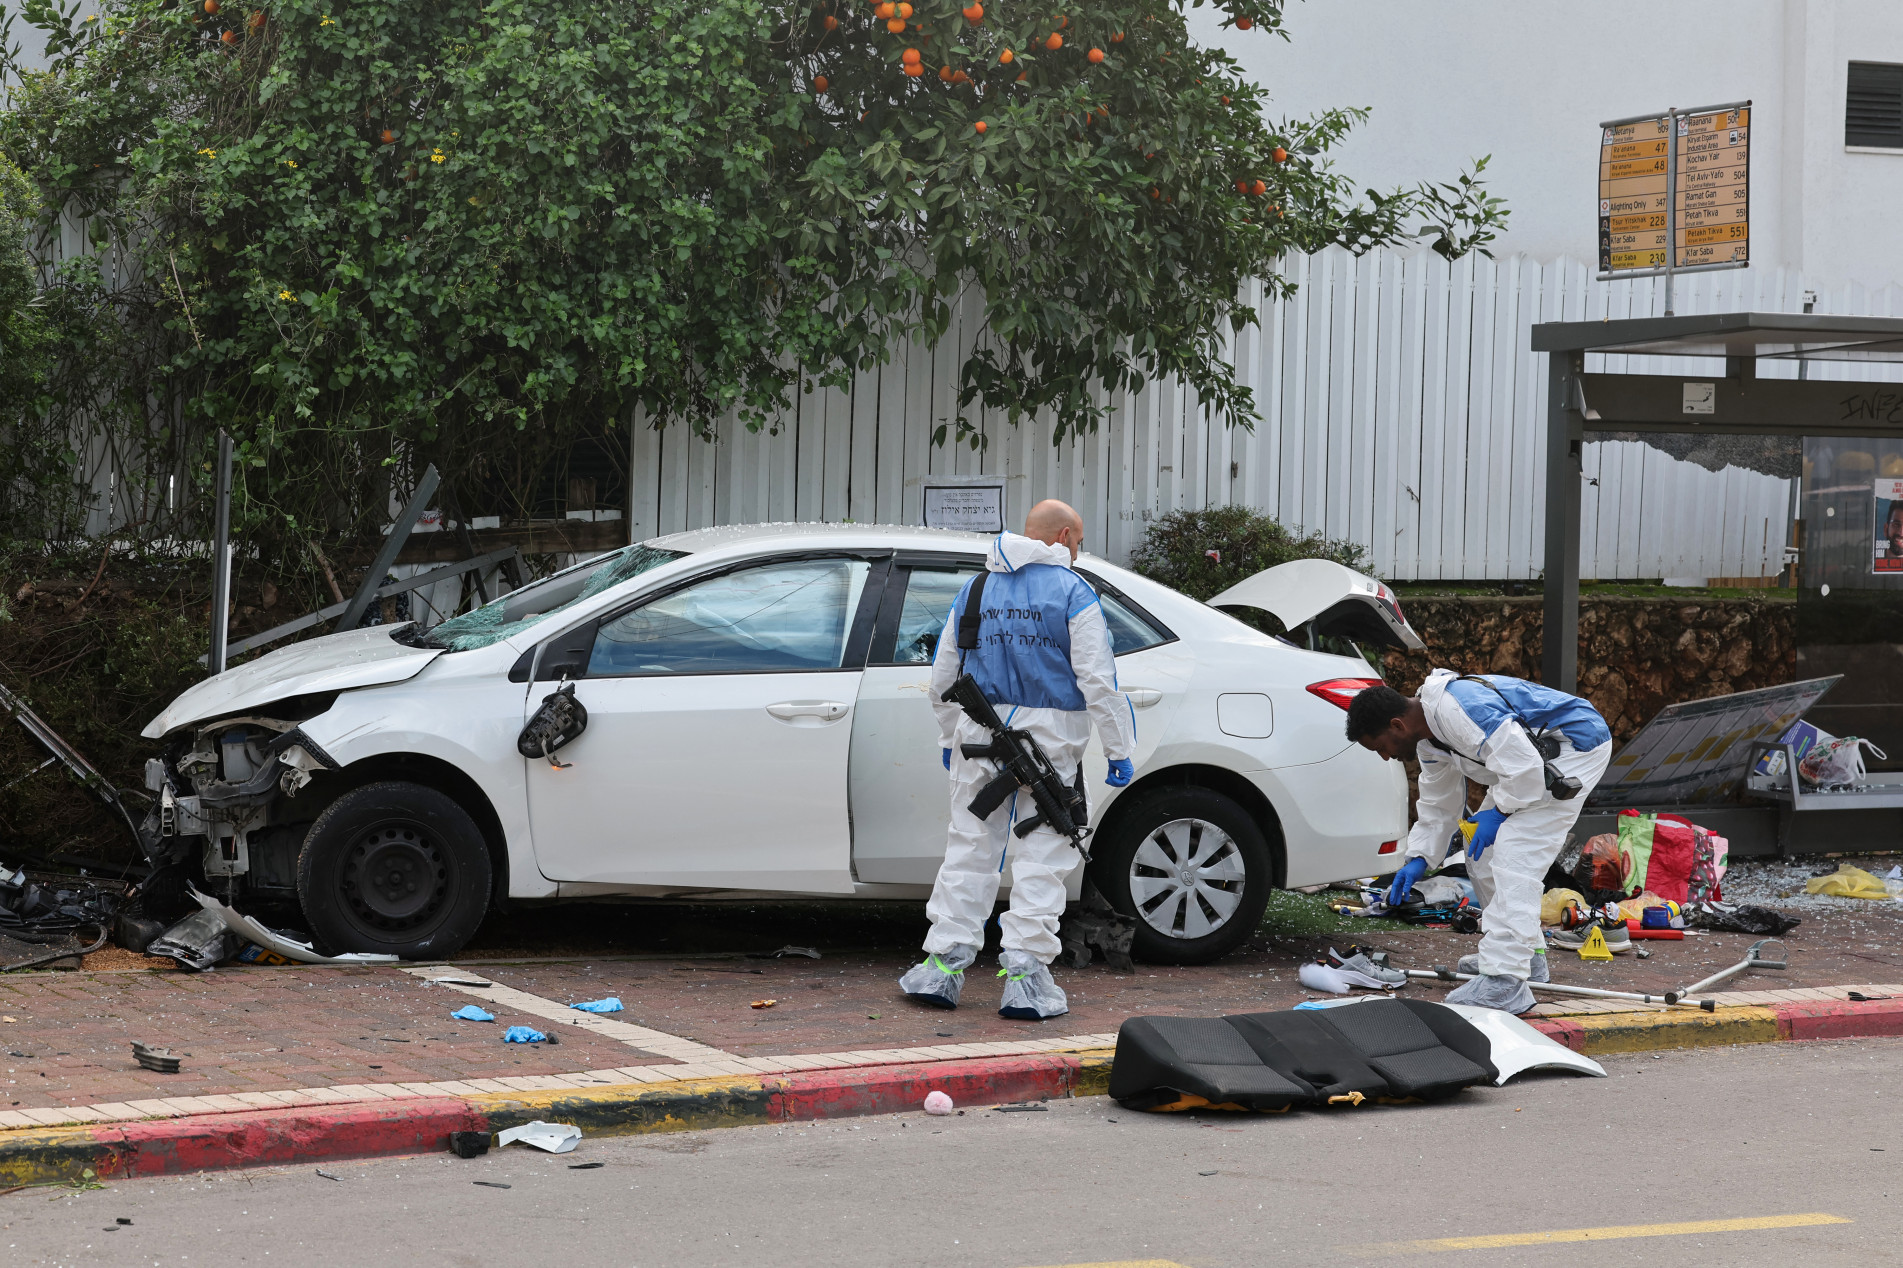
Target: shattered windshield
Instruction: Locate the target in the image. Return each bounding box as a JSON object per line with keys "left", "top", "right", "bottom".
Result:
{"left": 425, "top": 544, "right": 686, "bottom": 651}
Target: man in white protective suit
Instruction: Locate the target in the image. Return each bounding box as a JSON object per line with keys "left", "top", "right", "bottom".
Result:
{"left": 1346, "top": 672, "right": 1613, "bottom": 1015}
{"left": 897, "top": 500, "right": 1137, "bottom": 1020}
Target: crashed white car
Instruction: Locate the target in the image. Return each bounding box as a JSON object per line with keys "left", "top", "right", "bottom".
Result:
{"left": 141, "top": 525, "right": 1420, "bottom": 964}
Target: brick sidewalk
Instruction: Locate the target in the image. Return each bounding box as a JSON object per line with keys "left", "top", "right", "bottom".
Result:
{"left": 5, "top": 896, "right": 1901, "bottom": 1124}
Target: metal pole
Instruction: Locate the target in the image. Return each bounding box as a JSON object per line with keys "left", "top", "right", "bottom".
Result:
{"left": 1402, "top": 968, "right": 1718, "bottom": 1012}
{"left": 1662, "top": 109, "right": 1678, "bottom": 316}
{"left": 338, "top": 463, "right": 442, "bottom": 632}
{"left": 1540, "top": 353, "right": 1583, "bottom": 692}
{"left": 209, "top": 431, "right": 234, "bottom": 674}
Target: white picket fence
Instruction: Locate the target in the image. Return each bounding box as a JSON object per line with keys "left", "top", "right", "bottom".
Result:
{"left": 629, "top": 248, "right": 1903, "bottom": 580}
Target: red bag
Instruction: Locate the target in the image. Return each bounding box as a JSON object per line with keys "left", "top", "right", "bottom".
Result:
{"left": 1615, "top": 809, "right": 1698, "bottom": 904}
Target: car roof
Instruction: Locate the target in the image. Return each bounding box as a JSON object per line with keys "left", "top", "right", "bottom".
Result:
{"left": 646, "top": 522, "right": 995, "bottom": 554}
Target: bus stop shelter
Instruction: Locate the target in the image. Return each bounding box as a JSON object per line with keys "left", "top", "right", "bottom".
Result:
{"left": 1532, "top": 312, "right": 1903, "bottom": 692}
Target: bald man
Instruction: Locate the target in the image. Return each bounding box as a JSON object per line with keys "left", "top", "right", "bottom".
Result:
{"left": 899, "top": 500, "right": 1137, "bottom": 1020}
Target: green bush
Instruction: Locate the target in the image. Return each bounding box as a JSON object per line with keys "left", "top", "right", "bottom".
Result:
{"left": 1127, "top": 505, "right": 1367, "bottom": 602}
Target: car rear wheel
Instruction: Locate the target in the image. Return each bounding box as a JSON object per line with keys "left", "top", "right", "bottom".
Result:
{"left": 1091, "top": 786, "right": 1274, "bottom": 965}
{"left": 296, "top": 781, "right": 491, "bottom": 958}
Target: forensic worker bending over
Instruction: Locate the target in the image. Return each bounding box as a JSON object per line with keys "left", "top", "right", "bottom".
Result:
{"left": 898, "top": 499, "right": 1136, "bottom": 1020}
{"left": 1346, "top": 672, "right": 1612, "bottom": 1014}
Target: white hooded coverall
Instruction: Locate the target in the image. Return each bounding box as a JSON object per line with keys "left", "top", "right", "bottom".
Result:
{"left": 921, "top": 534, "right": 1137, "bottom": 963}
{"left": 1405, "top": 669, "right": 1613, "bottom": 980}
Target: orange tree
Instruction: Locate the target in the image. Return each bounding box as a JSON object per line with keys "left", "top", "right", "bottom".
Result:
{"left": 1, "top": 0, "right": 1502, "bottom": 562}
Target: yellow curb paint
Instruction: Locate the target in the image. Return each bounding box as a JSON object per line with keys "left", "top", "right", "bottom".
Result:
{"left": 468, "top": 1073, "right": 774, "bottom": 1137}
{"left": 1344, "top": 1212, "right": 1851, "bottom": 1256}
{"left": 1567, "top": 1005, "right": 1779, "bottom": 1054}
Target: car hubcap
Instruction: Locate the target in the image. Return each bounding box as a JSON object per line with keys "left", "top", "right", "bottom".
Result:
{"left": 1129, "top": 817, "right": 1247, "bottom": 940}
{"left": 342, "top": 823, "right": 449, "bottom": 931}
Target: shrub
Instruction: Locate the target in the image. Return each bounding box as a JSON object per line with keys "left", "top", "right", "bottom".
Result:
{"left": 1127, "top": 505, "right": 1367, "bottom": 602}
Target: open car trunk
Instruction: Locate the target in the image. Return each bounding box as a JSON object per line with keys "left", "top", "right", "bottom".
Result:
{"left": 1205, "top": 559, "right": 1425, "bottom": 652}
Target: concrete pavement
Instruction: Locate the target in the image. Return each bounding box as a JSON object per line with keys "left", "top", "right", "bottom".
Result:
{"left": 2, "top": 1037, "right": 1896, "bottom": 1267}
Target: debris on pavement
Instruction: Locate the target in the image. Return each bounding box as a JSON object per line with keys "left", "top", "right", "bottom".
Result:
{"left": 130, "top": 1042, "right": 182, "bottom": 1073}
{"left": 923, "top": 1091, "right": 954, "bottom": 1115}
{"left": 472, "top": 1181, "right": 511, "bottom": 1189}
{"left": 146, "top": 908, "right": 239, "bottom": 972}
{"left": 994, "top": 1103, "right": 1048, "bottom": 1112}
{"left": 750, "top": 999, "right": 777, "bottom": 1009}
{"left": 1685, "top": 900, "right": 1802, "bottom": 936}
{"left": 747, "top": 945, "right": 821, "bottom": 960}
{"left": 448, "top": 1132, "right": 492, "bottom": 1159}
{"left": 187, "top": 887, "right": 399, "bottom": 965}
{"left": 569, "top": 1162, "right": 604, "bottom": 1170}
{"left": 502, "top": 1025, "right": 551, "bottom": 1044}
{"left": 450, "top": 1005, "right": 495, "bottom": 1022}
{"left": 315, "top": 1170, "right": 341, "bottom": 1181}
{"left": 496, "top": 1120, "right": 582, "bottom": 1154}
{"left": 569, "top": 997, "right": 623, "bottom": 1013}
{"left": 1804, "top": 865, "right": 1897, "bottom": 901}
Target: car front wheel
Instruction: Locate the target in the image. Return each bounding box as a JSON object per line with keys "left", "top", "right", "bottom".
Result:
{"left": 297, "top": 781, "right": 492, "bottom": 958}
{"left": 1091, "top": 786, "right": 1274, "bottom": 965}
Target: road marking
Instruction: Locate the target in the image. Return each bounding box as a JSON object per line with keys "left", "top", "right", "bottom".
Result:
{"left": 403, "top": 967, "right": 734, "bottom": 1063}
{"left": 1016, "top": 1262, "right": 1191, "bottom": 1268}
{"left": 1344, "top": 1212, "right": 1852, "bottom": 1256}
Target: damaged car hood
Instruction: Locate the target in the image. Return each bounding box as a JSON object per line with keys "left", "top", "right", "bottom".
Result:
{"left": 142, "top": 625, "right": 443, "bottom": 739}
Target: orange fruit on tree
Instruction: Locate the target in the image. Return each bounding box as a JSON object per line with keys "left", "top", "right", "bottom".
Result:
{"left": 1235, "top": 179, "right": 1247, "bottom": 193}
{"left": 897, "top": 2, "right": 911, "bottom": 15}
{"left": 962, "top": 3, "right": 983, "bottom": 21}
{"left": 974, "top": 120, "right": 987, "bottom": 133}
{"left": 951, "top": 68, "right": 969, "bottom": 83}
{"left": 1236, "top": 15, "right": 1253, "bottom": 29}
{"left": 999, "top": 47, "right": 1013, "bottom": 62}
{"left": 815, "top": 74, "right": 829, "bottom": 91}
{"left": 901, "top": 46, "right": 921, "bottom": 63}
{"left": 824, "top": 14, "right": 838, "bottom": 27}
{"left": 247, "top": 10, "right": 264, "bottom": 29}
{"left": 1087, "top": 46, "right": 1103, "bottom": 62}
{"left": 1111, "top": 31, "right": 1124, "bottom": 42}
{"left": 220, "top": 28, "right": 236, "bottom": 43}
{"left": 1251, "top": 179, "right": 1266, "bottom": 195}
{"left": 938, "top": 64, "right": 952, "bottom": 80}
{"left": 1016, "top": 71, "right": 1027, "bottom": 81}
{"left": 203, "top": 0, "right": 218, "bottom": 12}
{"left": 1271, "top": 146, "right": 1288, "bottom": 162}
{"left": 876, "top": 2, "right": 893, "bottom": 16}
{"left": 904, "top": 63, "right": 925, "bottom": 76}
{"left": 1045, "top": 31, "right": 1062, "bottom": 49}
{"left": 886, "top": 17, "right": 905, "bottom": 31}
{"left": 1151, "top": 187, "right": 1161, "bottom": 198}
{"left": 380, "top": 128, "right": 396, "bottom": 144}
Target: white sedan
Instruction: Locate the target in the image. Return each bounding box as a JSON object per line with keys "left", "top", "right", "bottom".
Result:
{"left": 141, "top": 524, "right": 1417, "bottom": 964}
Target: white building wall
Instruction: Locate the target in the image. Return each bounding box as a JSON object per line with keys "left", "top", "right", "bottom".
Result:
{"left": 1189, "top": 0, "right": 1903, "bottom": 287}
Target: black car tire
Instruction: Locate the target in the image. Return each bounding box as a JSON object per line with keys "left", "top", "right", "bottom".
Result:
{"left": 296, "top": 780, "right": 491, "bottom": 958}
{"left": 1090, "top": 785, "right": 1274, "bottom": 965}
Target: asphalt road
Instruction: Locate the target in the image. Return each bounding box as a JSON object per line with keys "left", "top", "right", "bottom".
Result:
{"left": 4, "top": 1038, "right": 1900, "bottom": 1267}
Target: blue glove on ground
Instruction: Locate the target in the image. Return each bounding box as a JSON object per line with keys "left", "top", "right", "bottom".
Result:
{"left": 1386, "top": 857, "right": 1427, "bottom": 907}
{"left": 941, "top": 748, "right": 952, "bottom": 771}
{"left": 1466, "top": 807, "right": 1509, "bottom": 860}
{"left": 1106, "top": 758, "right": 1134, "bottom": 787}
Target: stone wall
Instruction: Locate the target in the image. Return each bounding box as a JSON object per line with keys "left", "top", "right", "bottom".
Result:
{"left": 1379, "top": 596, "right": 1798, "bottom": 741}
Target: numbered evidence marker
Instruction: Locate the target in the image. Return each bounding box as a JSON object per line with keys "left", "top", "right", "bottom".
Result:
{"left": 1599, "top": 116, "right": 1672, "bottom": 273}
{"left": 1674, "top": 106, "right": 1749, "bottom": 268}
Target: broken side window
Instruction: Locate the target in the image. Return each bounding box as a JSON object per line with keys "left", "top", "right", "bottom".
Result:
{"left": 426, "top": 544, "right": 686, "bottom": 652}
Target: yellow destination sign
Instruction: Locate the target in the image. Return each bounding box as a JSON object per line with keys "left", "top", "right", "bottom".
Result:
{"left": 1600, "top": 103, "right": 1748, "bottom": 275}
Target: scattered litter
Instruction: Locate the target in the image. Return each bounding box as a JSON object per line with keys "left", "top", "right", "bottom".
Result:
{"left": 473, "top": 1181, "right": 511, "bottom": 1189}
{"left": 1199, "top": 1170, "right": 1218, "bottom": 1176}
{"left": 568, "top": 1162, "right": 604, "bottom": 1170}
{"left": 1684, "top": 900, "right": 1801, "bottom": 936}
{"left": 994, "top": 1103, "right": 1047, "bottom": 1113}
{"left": 935, "top": 1032, "right": 953, "bottom": 1038}
{"left": 570, "top": 997, "right": 623, "bottom": 1014}
{"left": 1850, "top": 992, "right": 1891, "bottom": 1002}
{"left": 924, "top": 1091, "right": 955, "bottom": 1115}
{"left": 428, "top": 977, "right": 490, "bottom": 988}
{"left": 750, "top": 999, "right": 777, "bottom": 1009}
{"left": 116, "top": 1217, "right": 132, "bottom": 1224}
{"left": 186, "top": 887, "right": 399, "bottom": 965}
{"left": 748, "top": 945, "right": 821, "bottom": 960}
{"left": 503, "top": 1025, "right": 550, "bottom": 1043}
{"left": 451, "top": 1005, "right": 495, "bottom": 1022}
{"left": 315, "top": 1170, "right": 340, "bottom": 1182}
{"left": 497, "top": 1120, "right": 582, "bottom": 1154}
{"left": 1297, "top": 961, "right": 1354, "bottom": 994}
{"left": 2, "top": 1017, "right": 14, "bottom": 1023}
{"left": 130, "top": 1042, "right": 181, "bottom": 1074}
{"left": 448, "top": 1131, "right": 492, "bottom": 1158}
{"left": 1804, "top": 865, "right": 1894, "bottom": 901}
{"left": 867, "top": 1013, "right": 881, "bottom": 1020}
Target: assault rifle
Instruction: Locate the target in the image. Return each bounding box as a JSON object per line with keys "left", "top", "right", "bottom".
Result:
{"left": 941, "top": 673, "right": 1093, "bottom": 859}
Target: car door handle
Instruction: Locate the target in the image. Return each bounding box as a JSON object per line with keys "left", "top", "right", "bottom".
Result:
{"left": 765, "top": 700, "right": 850, "bottom": 723}
{"left": 1124, "top": 688, "right": 1163, "bottom": 708}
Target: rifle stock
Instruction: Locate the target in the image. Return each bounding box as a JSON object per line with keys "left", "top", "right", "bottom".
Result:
{"left": 940, "top": 673, "right": 1090, "bottom": 855}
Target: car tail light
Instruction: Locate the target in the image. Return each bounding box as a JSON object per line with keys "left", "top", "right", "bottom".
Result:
{"left": 1306, "top": 678, "right": 1385, "bottom": 711}
{"left": 1377, "top": 840, "right": 1399, "bottom": 855}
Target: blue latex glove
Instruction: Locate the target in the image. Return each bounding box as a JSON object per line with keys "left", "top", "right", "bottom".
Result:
{"left": 570, "top": 997, "right": 623, "bottom": 1014}
{"left": 1386, "top": 857, "right": 1427, "bottom": 907}
{"left": 450, "top": 1005, "right": 493, "bottom": 1022}
{"left": 1106, "top": 758, "right": 1134, "bottom": 787}
{"left": 1466, "top": 807, "right": 1509, "bottom": 860}
{"left": 941, "top": 748, "right": 952, "bottom": 771}
{"left": 502, "top": 1025, "right": 549, "bottom": 1044}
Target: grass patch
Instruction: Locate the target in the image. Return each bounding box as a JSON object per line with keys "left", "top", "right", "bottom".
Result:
{"left": 1260, "top": 888, "right": 1409, "bottom": 938}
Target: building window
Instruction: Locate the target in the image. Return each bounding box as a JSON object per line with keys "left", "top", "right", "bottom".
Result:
{"left": 1847, "top": 61, "right": 1903, "bottom": 149}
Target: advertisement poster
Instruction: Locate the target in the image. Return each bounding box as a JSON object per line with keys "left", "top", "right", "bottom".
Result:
{"left": 1878, "top": 478, "right": 1903, "bottom": 575}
